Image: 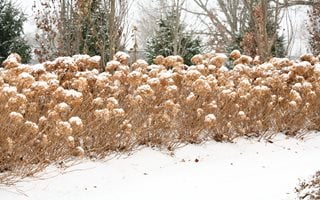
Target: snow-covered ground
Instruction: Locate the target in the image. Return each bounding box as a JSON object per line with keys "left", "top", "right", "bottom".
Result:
{"left": 1, "top": 133, "right": 320, "bottom": 200}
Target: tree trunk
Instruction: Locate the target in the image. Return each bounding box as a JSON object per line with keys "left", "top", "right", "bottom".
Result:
{"left": 109, "top": 0, "right": 116, "bottom": 60}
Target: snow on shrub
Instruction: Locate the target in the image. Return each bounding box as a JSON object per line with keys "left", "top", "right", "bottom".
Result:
{"left": 2, "top": 51, "right": 320, "bottom": 181}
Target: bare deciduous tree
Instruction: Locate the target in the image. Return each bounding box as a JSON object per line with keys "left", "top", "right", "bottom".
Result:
{"left": 308, "top": 0, "right": 320, "bottom": 55}
{"left": 190, "top": 0, "right": 250, "bottom": 52}
{"left": 34, "top": 0, "right": 130, "bottom": 66}
{"left": 190, "top": 0, "right": 315, "bottom": 59}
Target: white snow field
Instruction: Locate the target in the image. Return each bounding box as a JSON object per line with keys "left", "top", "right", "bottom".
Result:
{"left": 1, "top": 133, "right": 320, "bottom": 200}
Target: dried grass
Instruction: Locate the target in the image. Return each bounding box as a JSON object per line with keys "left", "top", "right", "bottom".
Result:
{"left": 1, "top": 51, "right": 320, "bottom": 184}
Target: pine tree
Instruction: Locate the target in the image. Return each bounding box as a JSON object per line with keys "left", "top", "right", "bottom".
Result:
{"left": 0, "top": 0, "right": 31, "bottom": 64}
{"left": 145, "top": 11, "right": 202, "bottom": 66}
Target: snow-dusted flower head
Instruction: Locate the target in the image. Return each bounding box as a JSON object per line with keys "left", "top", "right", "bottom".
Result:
{"left": 233, "top": 55, "right": 253, "bottom": 65}
{"left": 209, "top": 53, "right": 228, "bottom": 68}
{"left": 153, "top": 55, "right": 165, "bottom": 65}
{"left": 132, "top": 59, "right": 148, "bottom": 71}
{"left": 24, "top": 121, "right": 39, "bottom": 135}
{"left": 47, "top": 109, "right": 61, "bottom": 122}
{"left": 191, "top": 54, "right": 204, "bottom": 65}
{"left": 192, "top": 78, "right": 211, "bottom": 95}
{"left": 74, "top": 146, "right": 85, "bottom": 157}
{"left": 136, "top": 84, "right": 154, "bottom": 97}
{"left": 94, "top": 108, "right": 110, "bottom": 123}
{"left": 113, "top": 51, "right": 130, "bottom": 65}
{"left": 61, "top": 89, "right": 83, "bottom": 107}
{"left": 9, "top": 111, "right": 24, "bottom": 124}
{"left": 106, "top": 60, "right": 121, "bottom": 72}
{"left": 204, "top": 114, "right": 217, "bottom": 127}
{"left": 300, "top": 53, "right": 318, "bottom": 65}
{"left": 17, "top": 72, "right": 35, "bottom": 89}
{"left": 106, "top": 97, "right": 119, "bottom": 109}
{"left": 67, "top": 135, "right": 75, "bottom": 148}
{"left": 31, "top": 81, "right": 49, "bottom": 95}
{"left": 291, "top": 61, "right": 313, "bottom": 76}
{"left": 92, "top": 97, "right": 104, "bottom": 107}
{"left": 2, "top": 53, "right": 21, "bottom": 69}
{"left": 127, "top": 71, "right": 143, "bottom": 85}
{"left": 71, "top": 77, "right": 89, "bottom": 92}
{"left": 270, "top": 57, "right": 292, "bottom": 69}
{"left": 56, "top": 121, "right": 73, "bottom": 136}
{"left": 69, "top": 116, "right": 84, "bottom": 131}
{"left": 230, "top": 50, "right": 241, "bottom": 60}
{"left": 186, "top": 69, "right": 202, "bottom": 81}
{"left": 54, "top": 102, "right": 72, "bottom": 115}
{"left": 112, "top": 108, "right": 125, "bottom": 117}
{"left": 163, "top": 55, "right": 184, "bottom": 68}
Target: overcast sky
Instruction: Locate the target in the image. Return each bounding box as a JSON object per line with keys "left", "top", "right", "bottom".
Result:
{"left": 15, "top": 0, "right": 36, "bottom": 33}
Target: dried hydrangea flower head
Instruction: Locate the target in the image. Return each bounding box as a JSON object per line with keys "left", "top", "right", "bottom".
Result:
{"left": 230, "top": 50, "right": 241, "bottom": 60}
{"left": 2, "top": 53, "right": 21, "bottom": 69}
{"left": 191, "top": 54, "right": 204, "bottom": 65}
{"left": 113, "top": 51, "right": 130, "bottom": 65}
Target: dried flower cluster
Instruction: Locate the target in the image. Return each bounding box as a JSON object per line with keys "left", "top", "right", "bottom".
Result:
{"left": 1, "top": 51, "right": 320, "bottom": 182}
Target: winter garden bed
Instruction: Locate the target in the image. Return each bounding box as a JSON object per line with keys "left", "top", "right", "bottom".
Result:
{"left": 1, "top": 50, "right": 320, "bottom": 185}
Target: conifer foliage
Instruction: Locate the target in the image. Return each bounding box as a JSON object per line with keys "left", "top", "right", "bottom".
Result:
{"left": 146, "top": 11, "right": 202, "bottom": 66}
{"left": 0, "top": 0, "right": 31, "bottom": 64}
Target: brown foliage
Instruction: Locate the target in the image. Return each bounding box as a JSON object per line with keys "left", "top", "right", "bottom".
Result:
{"left": 1, "top": 51, "right": 320, "bottom": 183}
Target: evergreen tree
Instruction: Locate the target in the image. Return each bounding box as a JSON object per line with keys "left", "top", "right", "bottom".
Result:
{"left": 145, "top": 11, "right": 202, "bottom": 66}
{"left": 0, "top": 0, "right": 31, "bottom": 64}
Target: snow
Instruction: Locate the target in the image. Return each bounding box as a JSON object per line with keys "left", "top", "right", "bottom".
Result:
{"left": 8, "top": 111, "right": 23, "bottom": 119}
{"left": 30, "top": 64, "right": 45, "bottom": 72}
{"left": 166, "top": 85, "right": 178, "bottom": 92}
{"left": 238, "top": 111, "right": 246, "bottom": 117}
{"left": 289, "top": 100, "right": 298, "bottom": 107}
{"left": 72, "top": 55, "right": 91, "bottom": 60}
{"left": 128, "top": 71, "right": 142, "bottom": 78}
{"left": 55, "top": 102, "right": 71, "bottom": 112}
{"left": 2, "top": 85, "right": 17, "bottom": 96}
{"left": 62, "top": 89, "right": 83, "bottom": 98}
{"left": 43, "top": 73, "right": 58, "bottom": 80}
{"left": 18, "top": 72, "right": 33, "bottom": 79}
{"left": 186, "top": 69, "right": 202, "bottom": 77}
{"left": 204, "top": 114, "right": 216, "bottom": 122}
{"left": 219, "top": 66, "right": 229, "bottom": 72}
{"left": 89, "top": 56, "right": 101, "bottom": 64}
{"left": 221, "top": 89, "right": 233, "bottom": 95}
{"left": 115, "top": 51, "right": 130, "bottom": 59}
{"left": 147, "top": 64, "right": 163, "bottom": 71}
{"left": 1, "top": 134, "right": 320, "bottom": 200}
{"left": 253, "top": 85, "right": 270, "bottom": 92}
{"left": 136, "top": 84, "right": 153, "bottom": 93}
{"left": 69, "top": 117, "right": 83, "bottom": 126}
{"left": 158, "top": 71, "right": 173, "bottom": 79}
{"left": 147, "top": 78, "right": 160, "bottom": 85}
{"left": 31, "top": 81, "right": 49, "bottom": 90}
